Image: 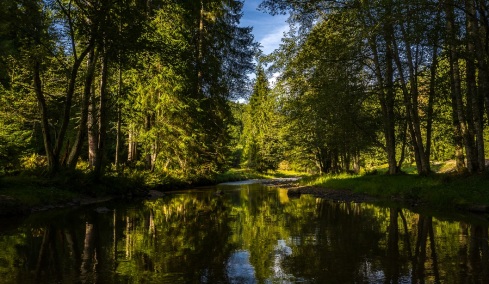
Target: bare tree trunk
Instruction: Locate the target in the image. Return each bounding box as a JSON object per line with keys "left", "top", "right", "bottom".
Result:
{"left": 466, "top": 0, "right": 485, "bottom": 172}
{"left": 127, "top": 127, "right": 137, "bottom": 163}
{"left": 33, "top": 61, "right": 58, "bottom": 174}
{"left": 370, "top": 37, "right": 398, "bottom": 175}
{"left": 447, "top": 1, "right": 467, "bottom": 172}
{"left": 115, "top": 66, "right": 122, "bottom": 171}
{"left": 392, "top": 19, "right": 430, "bottom": 175}
{"left": 426, "top": 40, "right": 439, "bottom": 165}
{"left": 196, "top": 0, "right": 204, "bottom": 98}
{"left": 68, "top": 48, "right": 98, "bottom": 169}
{"left": 88, "top": 80, "right": 98, "bottom": 169}
{"left": 94, "top": 50, "right": 109, "bottom": 179}
{"left": 53, "top": 45, "right": 92, "bottom": 159}
{"left": 144, "top": 114, "right": 153, "bottom": 170}
{"left": 352, "top": 149, "right": 360, "bottom": 174}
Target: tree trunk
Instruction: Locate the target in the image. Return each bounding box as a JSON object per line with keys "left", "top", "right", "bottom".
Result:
{"left": 369, "top": 37, "right": 398, "bottom": 175}
{"left": 67, "top": 48, "right": 98, "bottom": 169}
{"left": 54, "top": 45, "right": 92, "bottom": 159}
{"left": 88, "top": 74, "right": 98, "bottom": 169}
{"left": 446, "top": 1, "right": 467, "bottom": 172}
{"left": 426, "top": 40, "right": 439, "bottom": 165}
{"left": 33, "top": 61, "right": 58, "bottom": 174}
{"left": 127, "top": 127, "right": 137, "bottom": 163}
{"left": 196, "top": 0, "right": 204, "bottom": 98}
{"left": 466, "top": 0, "right": 485, "bottom": 172}
{"left": 384, "top": 37, "right": 398, "bottom": 175}
{"left": 94, "top": 50, "right": 109, "bottom": 179}
{"left": 392, "top": 20, "right": 430, "bottom": 175}
{"left": 115, "top": 65, "right": 122, "bottom": 171}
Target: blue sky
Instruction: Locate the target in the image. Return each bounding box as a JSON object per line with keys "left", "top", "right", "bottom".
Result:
{"left": 240, "top": 0, "right": 289, "bottom": 55}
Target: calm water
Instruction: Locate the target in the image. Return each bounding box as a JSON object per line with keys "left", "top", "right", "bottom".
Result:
{"left": 1, "top": 182, "right": 489, "bottom": 283}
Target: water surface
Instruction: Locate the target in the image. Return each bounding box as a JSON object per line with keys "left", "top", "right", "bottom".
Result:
{"left": 1, "top": 182, "right": 489, "bottom": 283}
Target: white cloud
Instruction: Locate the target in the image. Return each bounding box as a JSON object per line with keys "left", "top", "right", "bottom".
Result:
{"left": 259, "top": 23, "right": 289, "bottom": 55}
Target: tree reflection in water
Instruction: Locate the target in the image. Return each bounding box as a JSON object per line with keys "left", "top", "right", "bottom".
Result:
{"left": 1, "top": 183, "right": 489, "bottom": 283}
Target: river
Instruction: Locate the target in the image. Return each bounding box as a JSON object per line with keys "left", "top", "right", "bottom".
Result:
{"left": 0, "top": 181, "right": 488, "bottom": 283}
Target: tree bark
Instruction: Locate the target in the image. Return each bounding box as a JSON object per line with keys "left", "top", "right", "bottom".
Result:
{"left": 67, "top": 48, "right": 98, "bottom": 168}
{"left": 446, "top": 1, "right": 467, "bottom": 172}
{"left": 391, "top": 15, "right": 430, "bottom": 174}
{"left": 426, "top": 36, "right": 439, "bottom": 166}
{"left": 88, "top": 76, "right": 98, "bottom": 169}
{"left": 54, "top": 45, "right": 92, "bottom": 159}
{"left": 369, "top": 36, "right": 398, "bottom": 174}
{"left": 127, "top": 127, "right": 137, "bottom": 163}
{"left": 115, "top": 64, "right": 122, "bottom": 171}
{"left": 93, "top": 49, "right": 109, "bottom": 179}
{"left": 33, "top": 61, "right": 58, "bottom": 174}
{"left": 466, "top": 0, "right": 485, "bottom": 172}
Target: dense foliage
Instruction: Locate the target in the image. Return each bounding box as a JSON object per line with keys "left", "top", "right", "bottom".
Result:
{"left": 0, "top": 0, "right": 256, "bottom": 180}
{"left": 255, "top": 0, "right": 489, "bottom": 175}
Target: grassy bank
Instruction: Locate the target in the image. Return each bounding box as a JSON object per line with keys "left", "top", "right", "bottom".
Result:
{"left": 213, "top": 168, "right": 305, "bottom": 183}
{"left": 0, "top": 168, "right": 303, "bottom": 212}
{"left": 300, "top": 171, "right": 489, "bottom": 210}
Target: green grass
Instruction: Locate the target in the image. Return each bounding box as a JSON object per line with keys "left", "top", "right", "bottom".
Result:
{"left": 0, "top": 176, "right": 78, "bottom": 207}
{"left": 301, "top": 171, "right": 489, "bottom": 209}
{"left": 4, "top": 161, "right": 487, "bottom": 212}
{"left": 0, "top": 168, "right": 306, "bottom": 209}
{"left": 0, "top": 170, "right": 143, "bottom": 208}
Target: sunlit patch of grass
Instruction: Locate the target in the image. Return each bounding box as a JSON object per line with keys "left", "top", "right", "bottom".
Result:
{"left": 299, "top": 170, "right": 489, "bottom": 209}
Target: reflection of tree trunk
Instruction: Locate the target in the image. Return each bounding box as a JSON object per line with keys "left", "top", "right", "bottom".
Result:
{"left": 428, "top": 218, "right": 440, "bottom": 282}
{"left": 113, "top": 210, "right": 117, "bottom": 266}
{"left": 481, "top": 228, "right": 489, "bottom": 280}
{"left": 34, "top": 226, "right": 62, "bottom": 282}
{"left": 385, "top": 208, "right": 399, "bottom": 282}
{"left": 412, "top": 216, "right": 436, "bottom": 283}
{"left": 468, "top": 225, "right": 489, "bottom": 280}
{"left": 458, "top": 223, "right": 469, "bottom": 282}
{"left": 80, "top": 222, "right": 97, "bottom": 284}
{"left": 149, "top": 210, "right": 156, "bottom": 239}
{"left": 126, "top": 216, "right": 133, "bottom": 259}
{"left": 35, "top": 228, "right": 50, "bottom": 279}
{"left": 412, "top": 217, "right": 425, "bottom": 282}
{"left": 64, "top": 229, "right": 81, "bottom": 280}
{"left": 399, "top": 210, "right": 412, "bottom": 259}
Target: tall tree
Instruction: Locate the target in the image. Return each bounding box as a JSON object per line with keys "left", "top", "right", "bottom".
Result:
{"left": 242, "top": 65, "right": 281, "bottom": 172}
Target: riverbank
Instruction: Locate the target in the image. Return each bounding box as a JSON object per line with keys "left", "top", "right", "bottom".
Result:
{"left": 3, "top": 166, "right": 489, "bottom": 216}
{"left": 0, "top": 169, "right": 303, "bottom": 216}
{"left": 273, "top": 171, "right": 489, "bottom": 213}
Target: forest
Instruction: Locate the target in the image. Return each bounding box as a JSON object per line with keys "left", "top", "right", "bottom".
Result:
{"left": 1, "top": 0, "right": 489, "bottom": 187}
